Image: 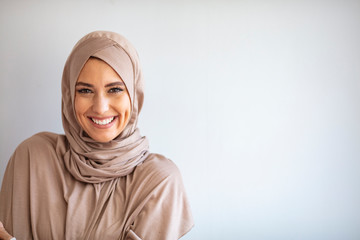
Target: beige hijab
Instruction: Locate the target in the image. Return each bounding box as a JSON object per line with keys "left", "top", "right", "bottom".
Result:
{"left": 62, "top": 31, "right": 149, "bottom": 183}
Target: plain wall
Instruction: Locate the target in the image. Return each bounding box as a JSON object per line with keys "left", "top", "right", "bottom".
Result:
{"left": 1, "top": 0, "right": 360, "bottom": 239}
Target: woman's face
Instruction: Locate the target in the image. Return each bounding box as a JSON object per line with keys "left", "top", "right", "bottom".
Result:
{"left": 74, "top": 58, "right": 131, "bottom": 142}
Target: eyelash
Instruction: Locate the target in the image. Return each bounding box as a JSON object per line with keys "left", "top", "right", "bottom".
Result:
{"left": 108, "top": 87, "right": 124, "bottom": 93}
{"left": 77, "top": 88, "right": 92, "bottom": 94}
{"left": 76, "top": 88, "right": 124, "bottom": 94}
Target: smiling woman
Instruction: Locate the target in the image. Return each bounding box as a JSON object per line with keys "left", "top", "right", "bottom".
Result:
{"left": 75, "top": 57, "right": 132, "bottom": 143}
{"left": 0, "top": 31, "right": 193, "bottom": 240}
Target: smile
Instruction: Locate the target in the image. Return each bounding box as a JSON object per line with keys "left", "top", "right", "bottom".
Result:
{"left": 90, "top": 117, "right": 115, "bottom": 125}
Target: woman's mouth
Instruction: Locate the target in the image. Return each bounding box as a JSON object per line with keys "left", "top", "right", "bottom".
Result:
{"left": 88, "top": 116, "right": 116, "bottom": 128}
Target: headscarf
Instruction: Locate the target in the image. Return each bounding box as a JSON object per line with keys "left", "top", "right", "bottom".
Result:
{"left": 61, "top": 31, "right": 149, "bottom": 183}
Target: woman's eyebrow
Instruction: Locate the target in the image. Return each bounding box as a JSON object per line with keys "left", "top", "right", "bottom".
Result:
{"left": 105, "top": 81, "right": 125, "bottom": 87}
{"left": 75, "top": 81, "right": 125, "bottom": 87}
{"left": 76, "top": 82, "right": 93, "bottom": 87}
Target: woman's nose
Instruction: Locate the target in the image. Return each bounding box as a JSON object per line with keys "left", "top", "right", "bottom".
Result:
{"left": 92, "top": 94, "right": 109, "bottom": 114}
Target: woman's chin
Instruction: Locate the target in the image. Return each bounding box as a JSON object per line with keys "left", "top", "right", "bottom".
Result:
{"left": 90, "top": 134, "right": 116, "bottom": 143}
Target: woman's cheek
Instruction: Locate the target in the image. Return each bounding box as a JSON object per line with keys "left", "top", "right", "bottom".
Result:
{"left": 74, "top": 96, "right": 89, "bottom": 119}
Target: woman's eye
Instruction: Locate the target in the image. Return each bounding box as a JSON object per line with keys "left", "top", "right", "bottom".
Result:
{"left": 109, "top": 87, "right": 123, "bottom": 93}
{"left": 77, "top": 88, "right": 92, "bottom": 94}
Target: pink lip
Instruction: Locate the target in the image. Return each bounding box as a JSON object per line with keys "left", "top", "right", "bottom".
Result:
{"left": 88, "top": 116, "right": 117, "bottom": 129}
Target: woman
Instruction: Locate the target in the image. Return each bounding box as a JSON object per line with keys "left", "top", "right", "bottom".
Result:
{"left": 0, "top": 31, "right": 193, "bottom": 239}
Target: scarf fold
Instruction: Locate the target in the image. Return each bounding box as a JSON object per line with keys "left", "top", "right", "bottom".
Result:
{"left": 61, "top": 31, "right": 149, "bottom": 183}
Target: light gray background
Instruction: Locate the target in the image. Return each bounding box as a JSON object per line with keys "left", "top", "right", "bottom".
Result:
{"left": 1, "top": 0, "right": 360, "bottom": 239}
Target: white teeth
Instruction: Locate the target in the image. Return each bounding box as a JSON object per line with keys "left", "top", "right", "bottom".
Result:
{"left": 91, "top": 117, "right": 115, "bottom": 125}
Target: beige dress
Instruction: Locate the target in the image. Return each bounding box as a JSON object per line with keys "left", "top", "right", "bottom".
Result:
{"left": 0, "top": 132, "right": 193, "bottom": 239}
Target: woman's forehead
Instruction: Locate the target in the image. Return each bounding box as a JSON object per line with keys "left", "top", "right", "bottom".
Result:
{"left": 77, "top": 58, "right": 127, "bottom": 87}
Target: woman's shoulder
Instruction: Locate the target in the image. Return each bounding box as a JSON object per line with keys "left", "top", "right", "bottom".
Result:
{"left": 19, "top": 132, "right": 64, "bottom": 147}
{"left": 134, "top": 153, "right": 183, "bottom": 182}
{"left": 14, "top": 132, "right": 66, "bottom": 156}
{"left": 6, "top": 132, "right": 67, "bottom": 173}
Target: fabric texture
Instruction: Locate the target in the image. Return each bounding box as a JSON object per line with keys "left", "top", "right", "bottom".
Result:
{"left": 0, "top": 31, "right": 194, "bottom": 239}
